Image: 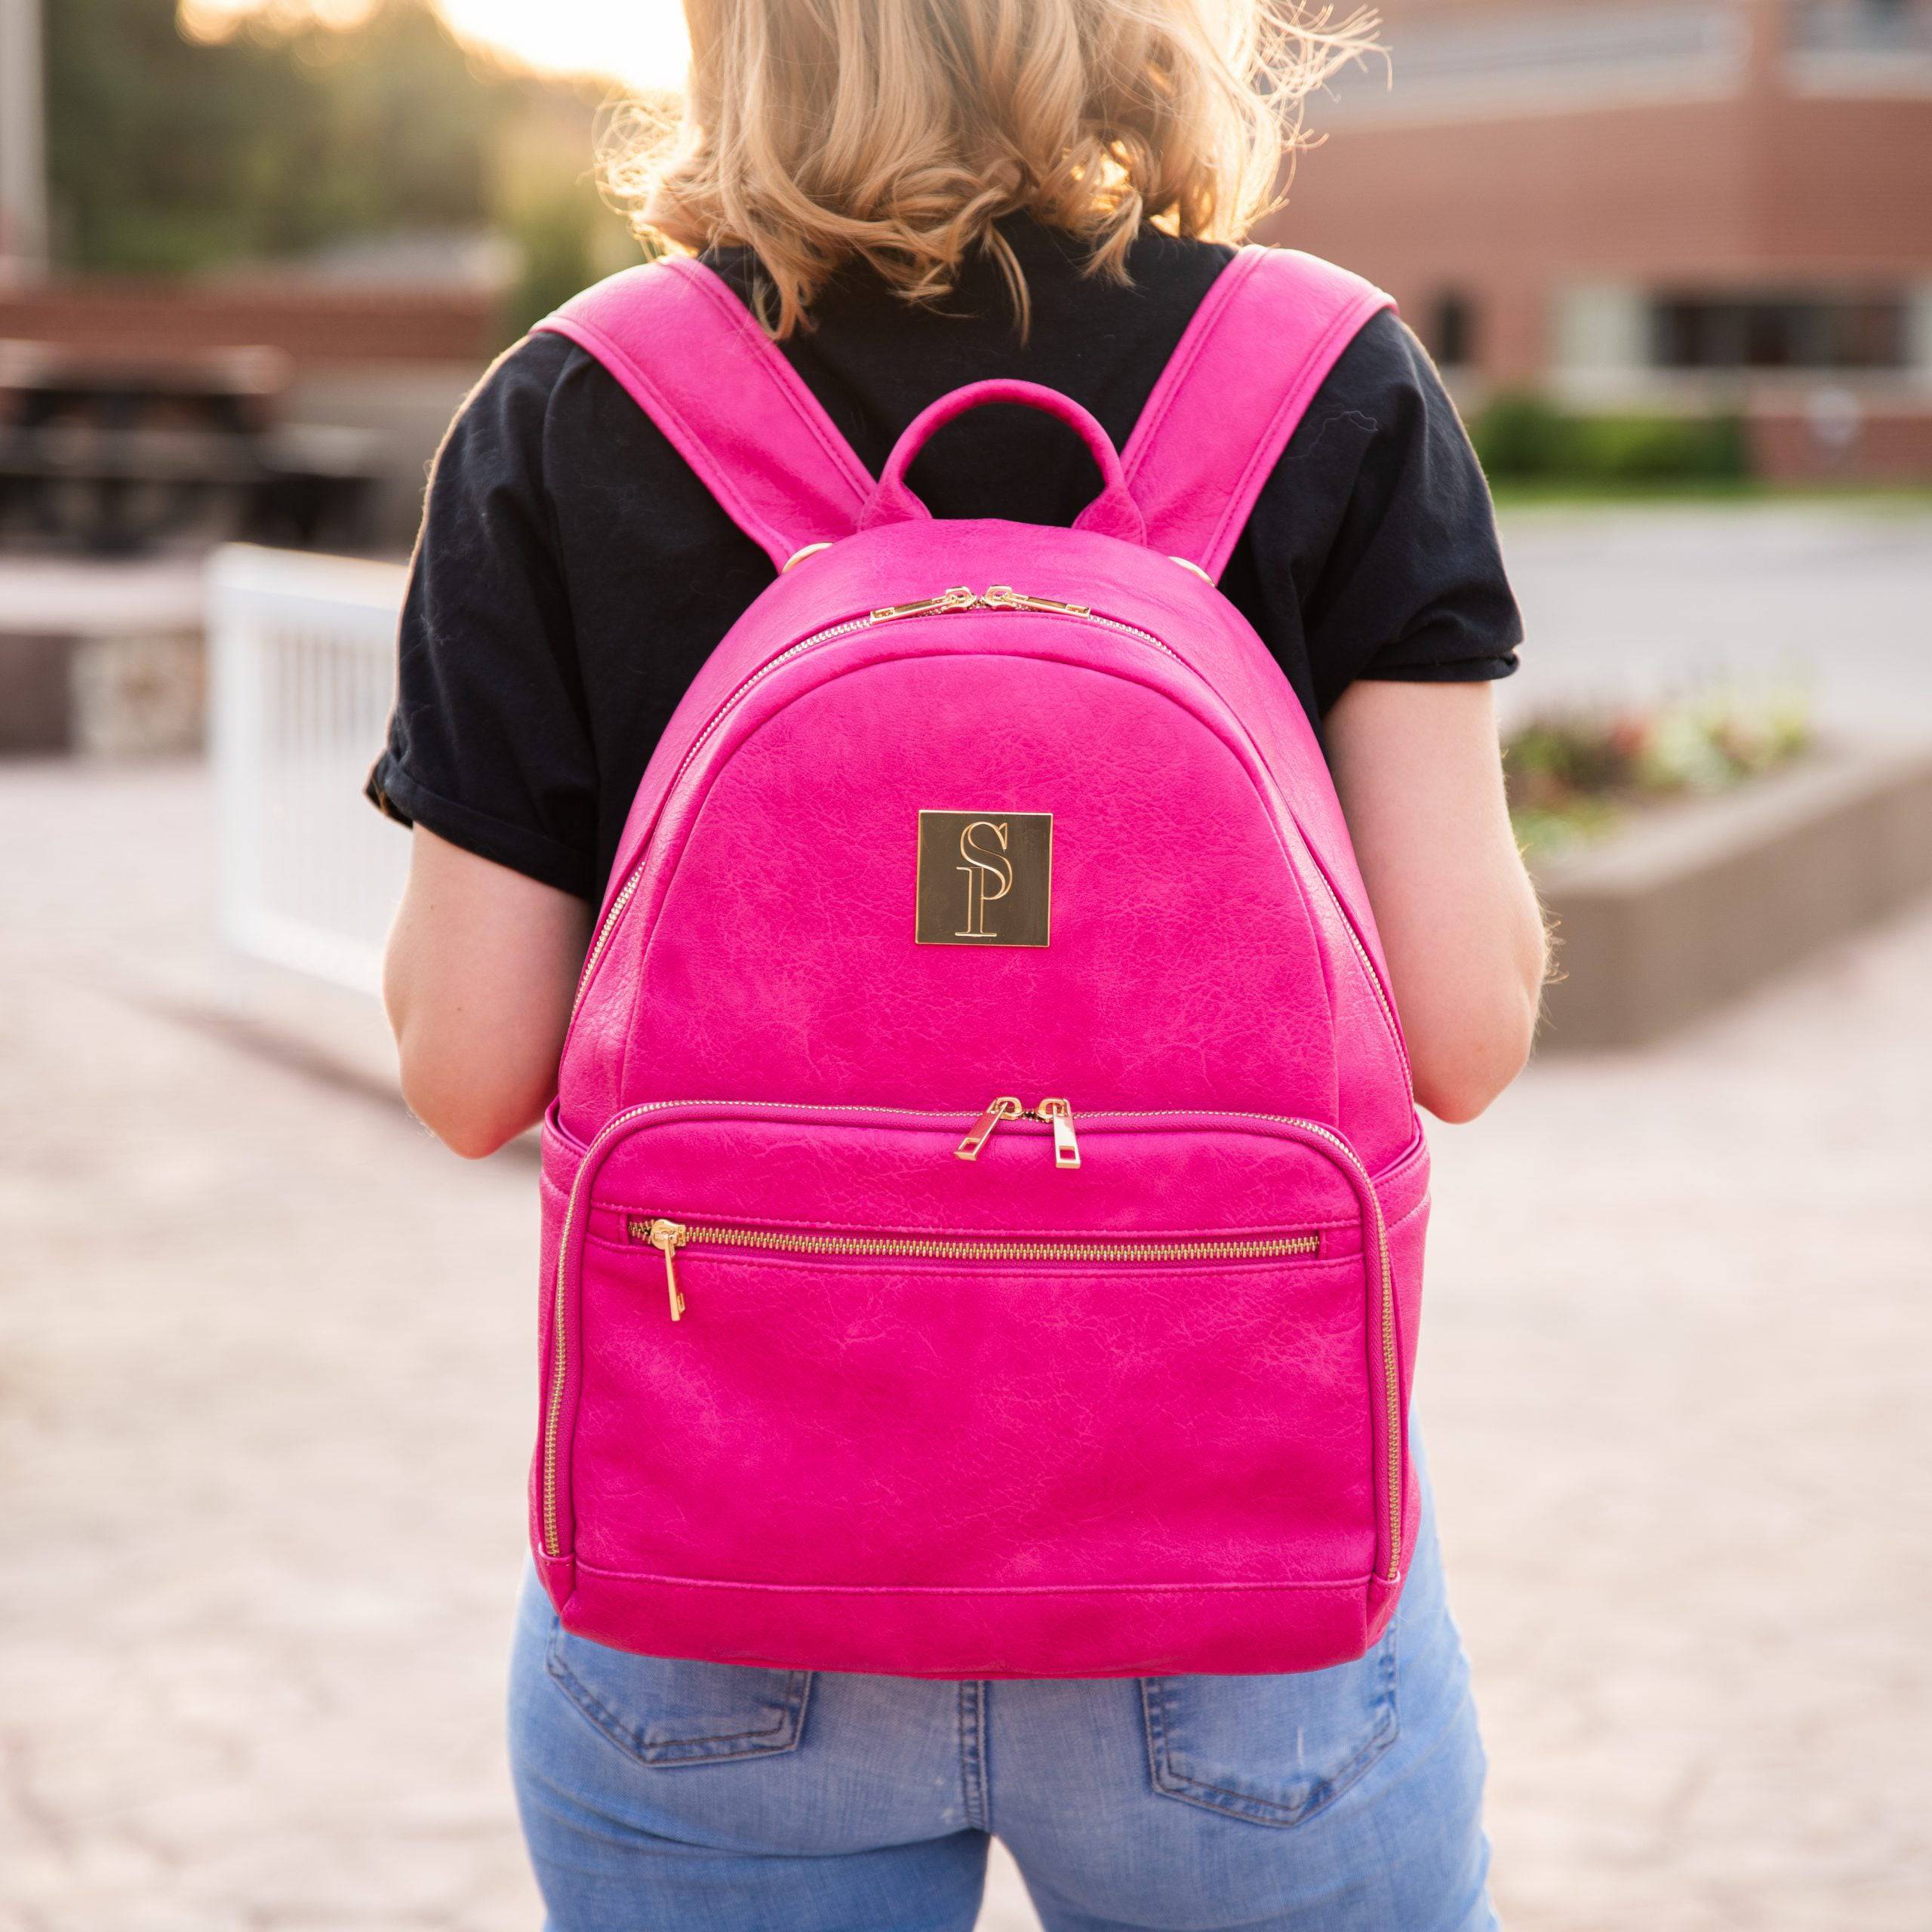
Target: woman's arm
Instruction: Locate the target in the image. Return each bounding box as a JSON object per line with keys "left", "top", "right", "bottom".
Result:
{"left": 1324, "top": 680, "right": 1545, "bottom": 1124}
{"left": 383, "top": 827, "right": 592, "bottom": 1158}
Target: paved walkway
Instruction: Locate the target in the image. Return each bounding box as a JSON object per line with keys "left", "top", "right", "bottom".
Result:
{"left": 1492, "top": 504, "right": 1932, "bottom": 735}
{"left": 2, "top": 761, "right": 1927, "bottom": 1930}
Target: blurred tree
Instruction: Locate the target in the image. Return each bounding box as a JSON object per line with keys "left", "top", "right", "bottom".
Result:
{"left": 42, "top": 0, "right": 638, "bottom": 325}
{"left": 491, "top": 88, "right": 651, "bottom": 337}
{"left": 47, "top": 0, "right": 488, "bottom": 271}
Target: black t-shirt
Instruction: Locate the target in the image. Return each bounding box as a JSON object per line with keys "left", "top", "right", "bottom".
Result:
{"left": 368, "top": 216, "right": 1521, "bottom": 902}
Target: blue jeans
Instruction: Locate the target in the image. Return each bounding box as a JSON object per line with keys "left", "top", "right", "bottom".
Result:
{"left": 509, "top": 1466, "right": 1494, "bottom": 1931}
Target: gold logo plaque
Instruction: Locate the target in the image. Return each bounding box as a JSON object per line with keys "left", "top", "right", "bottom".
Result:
{"left": 915, "top": 811, "right": 1052, "bottom": 947}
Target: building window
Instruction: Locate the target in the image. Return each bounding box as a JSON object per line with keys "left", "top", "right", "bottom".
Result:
{"left": 1791, "top": 0, "right": 1932, "bottom": 53}
{"left": 1427, "top": 291, "right": 1478, "bottom": 369}
{"left": 1650, "top": 294, "right": 1908, "bottom": 370}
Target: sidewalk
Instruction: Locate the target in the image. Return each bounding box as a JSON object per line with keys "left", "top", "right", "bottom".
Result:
{"left": 2, "top": 759, "right": 1927, "bottom": 1930}
{"left": 1491, "top": 503, "right": 1932, "bottom": 734}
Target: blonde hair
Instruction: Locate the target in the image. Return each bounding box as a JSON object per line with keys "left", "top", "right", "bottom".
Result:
{"left": 601, "top": 0, "right": 1380, "bottom": 337}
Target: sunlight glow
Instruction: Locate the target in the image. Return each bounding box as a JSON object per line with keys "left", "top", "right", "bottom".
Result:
{"left": 438, "top": 0, "right": 691, "bottom": 90}
{"left": 180, "top": 0, "right": 691, "bottom": 91}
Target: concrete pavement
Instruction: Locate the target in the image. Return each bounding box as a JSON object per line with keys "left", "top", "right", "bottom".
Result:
{"left": 1492, "top": 503, "right": 1932, "bottom": 735}
{"left": 1, "top": 758, "right": 1927, "bottom": 1930}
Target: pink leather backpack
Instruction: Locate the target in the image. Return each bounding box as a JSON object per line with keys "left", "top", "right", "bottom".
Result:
{"left": 530, "top": 245, "right": 1426, "bottom": 1678}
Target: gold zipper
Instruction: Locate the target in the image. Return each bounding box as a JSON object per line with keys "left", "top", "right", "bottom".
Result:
{"left": 543, "top": 1099, "right": 968, "bottom": 1557}
{"left": 625, "top": 1215, "right": 1319, "bottom": 1315}
{"left": 1299, "top": 1119, "right": 1401, "bottom": 1584}
{"left": 541, "top": 1100, "right": 1398, "bottom": 1576}
{"left": 871, "top": 586, "right": 977, "bottom": 623}
{"left": 980, "top": 585, "right": 1091, "bottom": 617}
{"left": 955, "top": 1095, "right": 1023, "bottom": 1159}
{"left": 1037, "top": 1096, "right": 1080, "bottom": 1168}
{"left": 955, "top": 1094, "right": 1078, "bottom": 1165}
{"left": 644, "top": 1218, "right": 688, "bottom": 1321}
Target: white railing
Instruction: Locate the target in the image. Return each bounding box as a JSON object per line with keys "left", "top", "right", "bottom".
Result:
{"left": 208, "top": 542, "right": 410, "bottom": 995}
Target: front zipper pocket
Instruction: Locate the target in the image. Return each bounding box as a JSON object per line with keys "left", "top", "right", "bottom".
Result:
{"left": 626, "top": 1215, "right": 1322, "bottom": 1324}
{"left": 540, "top": 1100, "right": 1408, "bottom": 1601}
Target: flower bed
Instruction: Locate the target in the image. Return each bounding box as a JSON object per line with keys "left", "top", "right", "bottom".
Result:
{"left": 1518, "top": 717, "right": 1932, "bottom": 1050}
{"left": 1506, "top": 694, "right": 1814, "bottom": 858}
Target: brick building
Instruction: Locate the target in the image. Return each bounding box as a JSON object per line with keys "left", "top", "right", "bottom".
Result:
{"left": 1261, "top": 0, "right": 1932, "bottom": 478}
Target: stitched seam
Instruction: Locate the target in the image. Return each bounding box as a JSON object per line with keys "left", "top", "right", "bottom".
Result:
{"left": 567, "top": 1104, "right": 1418, "bottom": 1189}
{"left": 1137, "top": 1678, "right": 1164, "bottom": 1796}
{"left": 1153, "top": 1705, "right": 1395, "bottom": 1812}
{"left": 1121, "top": 247, "right": 1254, "bottom": 467}
{"left": 1207, "top": 263, "right": 1377, "bottom": 518}
{"left": 1201, "top": 288, "right": 1389, "bottom": 574}
{"left": 1151, "top": 1715, "right": 1398, "bottom": 1816}
{"left": 675, "top": 263, "right": 875, "bottom": 499}
{"left": 1287, "top": 812, "right": 1411, "bottom": 1091}
{"left": 544, "top": 311, "right": 786, "bottom": 558}
{"left": 570, "top": 1560, "right": 1375, "bottom": 1595}
{"left": 958, "top": 1680, "right": 989, "bottom": 1830}
{"left": 545, "top": 1635, "right": 810, "bottom": 1762}
{"left": 976, "top": 1681, "right": 991, "bottom": 1832}
{"left": 1121, "top": 248, "right": 1262, "bottom": 484}
{"left": 1142, "top": 1617, "right": 1401, "bottom": 1824}
{"left": 1386, "top": 1192, "right": 1430, "bottom": 1235}
{"left": 552, "top": 1644, "right": 800, "bottom": 1746}
{"left": 584, "top": 1109, "right": 1389, "bottom": 1163}
{"left": 583, "top": 1201, "right": 1359, "bottom": 1239}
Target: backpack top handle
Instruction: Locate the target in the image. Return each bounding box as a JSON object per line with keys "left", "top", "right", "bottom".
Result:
{"left": 857, "top": 378, "right": 1148, "bottom": 547}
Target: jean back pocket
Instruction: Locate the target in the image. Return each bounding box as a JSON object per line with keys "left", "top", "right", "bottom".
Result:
{"left": 1141, "top": 1620, "right": 1398, "bottom": 1827}
{"left": 547, "top": 1621, "right": 813, "bottom": 1768}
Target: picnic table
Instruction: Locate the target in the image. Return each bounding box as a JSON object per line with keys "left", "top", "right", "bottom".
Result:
{"left": 0, "top": 341, "right": 381, "bottom": 555}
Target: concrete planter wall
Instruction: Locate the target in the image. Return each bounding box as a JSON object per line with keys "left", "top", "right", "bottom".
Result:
{"left": 1531, "top": 740, "right": 1932, "bottom": 1050}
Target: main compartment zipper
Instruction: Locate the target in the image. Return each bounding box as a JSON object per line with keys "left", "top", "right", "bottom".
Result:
{"left": 627, "top": 1214, "right": 1321, "bottom": 1324}
{"left": 872, "top": 584, "right": 1096, "bottom": 623}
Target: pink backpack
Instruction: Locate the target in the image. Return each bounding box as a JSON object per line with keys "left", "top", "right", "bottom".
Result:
{"left": 531, "top": 245, "right": 1424, "bottom": 1678}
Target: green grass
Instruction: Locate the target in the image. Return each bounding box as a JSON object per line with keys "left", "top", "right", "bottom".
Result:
{"left": 1490, "top": 479, "right": 1932, "bottom": 512}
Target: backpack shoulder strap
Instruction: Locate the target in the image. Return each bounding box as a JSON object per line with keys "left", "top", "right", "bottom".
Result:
{"left": 536, "top": 257, "right": 875, "bottom": 572}
{"left": 1121, "top": 247, "right": 1395, "bottom": 581}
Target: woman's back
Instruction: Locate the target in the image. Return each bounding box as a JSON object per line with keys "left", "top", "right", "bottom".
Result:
{"left": 371, "top": 215, "right": 1518, "bottom": 900}
{"left": 371, "top": 2, "right": 1548, "bottom": 1922}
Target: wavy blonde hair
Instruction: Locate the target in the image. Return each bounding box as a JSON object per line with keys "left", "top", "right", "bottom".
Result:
{"left": 601, "top": 0, "right": 1380, "bottom": 337}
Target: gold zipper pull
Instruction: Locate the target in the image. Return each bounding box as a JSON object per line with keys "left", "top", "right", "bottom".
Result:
{"left": 871, "top": 586, "right": 974, "bottom": 623}
{"left": 980, "top": 586, "right": 1091, "bottom": 617}
{"left": 955, "top": 1095, "right": 1023, "bottom": 1161}
{"left": 1037, "top": 1097, "right": 1081, "bottom": 1169}
{"left": 647, "top": 1218, "right": 689, "bottom": 1321}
